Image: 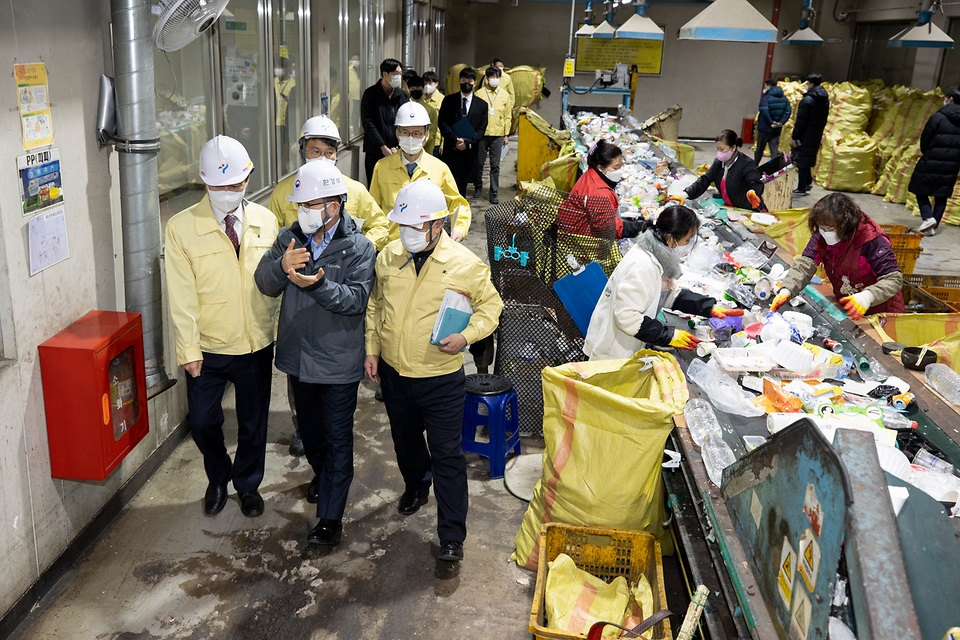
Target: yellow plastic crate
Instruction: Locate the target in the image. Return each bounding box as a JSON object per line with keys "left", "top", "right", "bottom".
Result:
{"left": 918, "top": 286, "right": 960, "bottom": 312}
{"left": 891, "top": 246, "right": 923, "bottom": 274}
{"left": 530, "top": 523, "right": 671, "bottom": 640}
{"left": 905, "top": 274, "right": 960, "bottom": 289}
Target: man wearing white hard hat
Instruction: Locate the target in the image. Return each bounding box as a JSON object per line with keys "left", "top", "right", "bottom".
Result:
{"left": 364, "top": 180, "right": 503, "bottom": 563}
{"left": 255, "top": 161, "right": 375, "bottom": 547}
{"left": 369, "top": 101, "right": 471, "bottom": 243}
{"left": 268, "top": 116, "right": 391, "bottom": 454}
{"left": 165, "top": 135, "right": 280, "bottom": 519}
{"left": 269, "top": 115, "right": 389, "bottom": 252}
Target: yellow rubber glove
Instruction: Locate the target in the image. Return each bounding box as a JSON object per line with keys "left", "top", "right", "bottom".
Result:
{"left": 710, "top": 307, "right": 745, "bottom": 319}
{"left": 669, "top": 329, "right": 701, "bottom": 351}
{"left": 770, "top": 288, "right": 792, "bottom": 312}
{"left": 746, "top": 190, "right": 762, "bottom": 209}
{"left": 840, "top": 291, "right": 875, "bottom": 320}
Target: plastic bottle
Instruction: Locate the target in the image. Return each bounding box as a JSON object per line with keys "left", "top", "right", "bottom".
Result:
{"left": 881, "top": 411, "right": 916, "bottom": 431}
{"left": 702, "top": 432, "right": 737, "bottom": 488}
{"left": 684, "top": 398, "right": 722, "bottom": 446}
{"left": 913, "top": 449, "right": 955, "bottom": 475}
{"left": 924, "top": 363, "right": 960, "bottom": 405}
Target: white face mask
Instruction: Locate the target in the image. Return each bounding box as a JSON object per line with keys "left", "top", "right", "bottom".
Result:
{"left": 351, "top": 60, "right": 360, "bottom": 70}
{"left": 389, "top": 74, "right": 402, "bottom": 89}
{"left": 306, "top": 155, "right": 338, "bottom": 166}
{"left": 298, "top": 203, "right": 338, "bottom": 235}
{"left": 673, "top": 242, "right": 693, "bottom": 260}
{"left": 425, "top": 83, "right": 437, "bottom": 95}
{"left": 488, "top": 77, "right": 500, "bottom": 88}
{"left": 398, "top": 135, "right": 423, "bottom": 156}
{"left": 820, "top": 230, "right": 841, "bottom": 245}
{"left": 208, "top": 189, "right": 245, "bottom": 215}
{"left": 604, "top": 168, "right": 624, "bottom": 183}
{"left": 274, "top": 68, "right": 284, "bottom": 77}
{"left": 399, "top": 225, "right": 432, "bottom": 253}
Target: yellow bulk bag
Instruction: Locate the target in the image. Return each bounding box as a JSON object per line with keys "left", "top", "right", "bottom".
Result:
{"left": 762, "top": 207, "right": 813, "bottom": 258}
{"left": 868, "top": 313, "right": 960, "bottom": 372}
{"left": 815, "top": 133, "right": 878, "bottom": 193}
{"left": 511, "top": 351, "right": 687, "bottom": 570}
{"left": 821, "top": 82, "right": 873, "bottom": 140}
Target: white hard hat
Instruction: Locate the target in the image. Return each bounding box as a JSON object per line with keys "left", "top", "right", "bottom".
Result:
{"left": 299, "top": 115, "right": 341, "bottom": 144}
{"left": 286, "top": 158, "right": 349, "bottom": 203}
{"left": 395, "top": 102, "right": 431, "bottom": 127}
{"left": 199, "top": 135, "right": 254, "bottom": 186}
{"left": 387, "top": 179, "right": 450, "bottom": 225}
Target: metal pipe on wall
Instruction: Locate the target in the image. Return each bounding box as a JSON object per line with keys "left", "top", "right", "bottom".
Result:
{"left": 111, "top": 0, "right": 168, "bottom": 389}
{"left": 762, "top": 0, "right": 782, "bottom": 84}
{"left": 403, "top": 0, "right": 415, "bottom": 67}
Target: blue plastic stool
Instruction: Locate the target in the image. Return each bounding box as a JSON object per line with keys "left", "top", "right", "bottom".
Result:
{"left": 462, "top": 374, "right": 521, "bottom": 479}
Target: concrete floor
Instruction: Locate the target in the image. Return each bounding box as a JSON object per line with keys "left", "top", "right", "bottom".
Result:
{"left": 12, "top": 137, "right": 960, "bottom": 640}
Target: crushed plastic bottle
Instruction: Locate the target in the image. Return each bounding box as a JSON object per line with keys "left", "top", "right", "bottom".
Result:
{"left": 925, "top": 363, "right": 960, "bottom": 405}
{"left": 702, "top": 432, "right": 737, "bottom": 488}
{"left": 881, "top": 411, "right": 916, "bottom": 431}
{"left": 858, "top": 357, "right": 890, "bottom": 382}
{"left": 684, "top": 398, "right": 722, "bottom": 446}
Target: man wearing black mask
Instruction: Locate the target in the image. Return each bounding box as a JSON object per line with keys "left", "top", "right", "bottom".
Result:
{"left": 406, "top": 74, "right": 439, "bottom": 155}
{"left": 438, "top": 67, "right": 488, "bottom": 197}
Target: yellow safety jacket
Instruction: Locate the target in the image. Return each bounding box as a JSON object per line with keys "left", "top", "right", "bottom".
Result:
{"left": 425, "top": 90, "right": 445, "bottom": 149}
{"left": 268, "top": 172, "right": 390, "bottom": 252}
{"left": 368, "top": 152, "right": 471, "bottom": 241}
{"left": 479, "top": 85, "right": 514, "bottom": 137}
{"left": 415, "top": 99, "right": 439, "bottom": 155}
{"left": 365, "top": 232, "right": 504, "bottom": 377}
{"left": 165, "top": 197, "right": 280, "bottom": 366}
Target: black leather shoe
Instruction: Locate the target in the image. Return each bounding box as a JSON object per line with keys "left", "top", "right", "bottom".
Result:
{"left": 439, "top": 540, "right": 464, "bottom": 562}
{"left": 306, "top": 476, "right": 319, "bottom": 504}
{"left": 203, "top": 482, "right": 228, "bottom": 516}
{"left": 489, "top": 195, "right": 499, "bottom": 205}
{"left": 307, "top": 519, "right": 343, "bottom": 546}
{"left": 473, "top": 187, "right": 482, "bottom": 199}
{"left": 792, "top": 188, "right": 808, "bottom": 196}
{"left": 398, "top": 489, "right": 429, "bottom": 515}
{"left": 289, "top": 431, "right": 305, "bottom": 456}
{"left": 238, "top": 491, "right": 264, "bottom": 518}
{"left": 374, "top": 386, "right": 384, "bottom": 402}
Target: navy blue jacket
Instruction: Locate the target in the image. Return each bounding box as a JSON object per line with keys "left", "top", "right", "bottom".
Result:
{"left": 758, "top": 86, "right": 792, "bottom": 133}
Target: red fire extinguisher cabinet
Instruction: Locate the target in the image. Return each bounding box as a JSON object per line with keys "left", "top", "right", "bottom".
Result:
{"left": 38, "top": 310, "right": 150, "bottom": 481}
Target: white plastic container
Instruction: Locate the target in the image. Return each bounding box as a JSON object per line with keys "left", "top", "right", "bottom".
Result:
{"left": 713, "top": 348, "right": 777, "bottom": 372}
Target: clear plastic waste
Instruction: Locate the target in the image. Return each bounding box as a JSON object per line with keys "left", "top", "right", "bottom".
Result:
{"left": 924, "top": 363, "right": 960, "bottom": 405}
{"left": 687, "top": 358, "right": 765, "bottom": 417}
{"left": 859, "top": 357, "right": 890, "bottom": 382}
{"left": 913, "top": 449, "right": 955, "bottom": 475}
{"left": 684, "top": 398, "right": 722, "bottom": 446}
{"left": 702, "top": 432, "right": 736, "bottom": 487}
{"left": 881, "top": 411, "right": 915, "bottom": 431}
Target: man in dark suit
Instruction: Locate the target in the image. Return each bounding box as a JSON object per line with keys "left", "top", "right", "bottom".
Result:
{"left": 438, "top": 68, "right": 488, "bottom": 197}
{"left": 360, "top": 58, "right": 408, "bottom": 187}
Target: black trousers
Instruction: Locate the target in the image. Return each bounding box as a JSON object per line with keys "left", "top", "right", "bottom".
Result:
{"left": 379, "top": 361, "right": 468, "bottom": 543}
{"left": 364, "top": 149, "right": 385, "bottom": 188}
{"left": 918, "top": 195, "right": 948, "bottom": 225}
{"left": 475, "top": 136, "right": 505, "bottom": 196}
{"left": 290, "top": 376, "right": 360, "bottom": 521}
{"left": 754, "top": 130, "right": 781, "bottom": 164}
{"left": 187, "top": 345, "right": 274, "bottom": 493}
{"left": 797, "top": 166, "right": 813, "bottom": 192}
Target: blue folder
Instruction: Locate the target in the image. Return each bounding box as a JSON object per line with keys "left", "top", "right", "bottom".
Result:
{"left": 430, "top": 308, "right": 472, "bottom": 351}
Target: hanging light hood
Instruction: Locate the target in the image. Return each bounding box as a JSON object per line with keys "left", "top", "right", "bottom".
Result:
{"left": 888, "top": 0, "right": 953, "bottom": 48}
{"left": 576, "top": 1, "right": 597, "bottom": 37}
{"left": 783, "top": 0, "right": 823, "bottom": 45}
{"left": 678, "top": 0, "right": 778, "bottom": 43}
{"left": 592, "top": 0, "right": 618, "bottom": 38}
{"left": 616, "top": 0, "right": 664, "bottom": 40}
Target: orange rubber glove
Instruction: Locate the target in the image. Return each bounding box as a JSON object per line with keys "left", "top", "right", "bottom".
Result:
{"left": 746, "top": 190, "right": 762, "bottom": 209}
{"left": 840, "top": 291, "right": 874, "bottom": 320}
{"left": 669, "top": 329, "right": 701, "bottom": 350}
{"left": 710, "top": 307, "right": 745, "bottom": 319}
{"left": 770, "top": 289, "right": 792, "bottom": 312}
{"left": 665, "top": 194, "right": 686, "bottom": 206}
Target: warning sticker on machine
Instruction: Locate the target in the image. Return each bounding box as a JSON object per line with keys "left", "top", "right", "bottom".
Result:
{"left": 798, "top": 528, "right": 821, "bottom": 593}
{"left": 790, "top": 587, "right": 812, "bottom": 640}
{"left": 750, "top": 490, "right": 762, "bottom": 530}
{"left": 777, "top": 537, "right": 796, "bottom": 608}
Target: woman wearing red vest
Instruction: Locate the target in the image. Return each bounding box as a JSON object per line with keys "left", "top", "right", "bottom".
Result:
{"left": 771, "top": 193, "right": 905, "bottom": 318}
{"left": 556, "top": 139, "right": 642, "bottom": 240}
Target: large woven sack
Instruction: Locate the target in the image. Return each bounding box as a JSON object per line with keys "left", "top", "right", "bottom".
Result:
{"left": 511, "top": 351, "right": 687, "bottom": 570}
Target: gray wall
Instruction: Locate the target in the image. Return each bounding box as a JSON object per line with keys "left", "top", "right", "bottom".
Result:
{"left": 0, "top": 0, "right": 187, "bottom": 619}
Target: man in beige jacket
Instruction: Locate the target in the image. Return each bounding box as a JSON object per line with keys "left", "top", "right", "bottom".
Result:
{"left": 165, "top": 136, "right": 280, "bottom": 519}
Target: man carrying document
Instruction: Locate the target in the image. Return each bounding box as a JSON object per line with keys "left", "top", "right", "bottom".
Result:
{"left": 364, "top": 180, "right": 503, "bottom": 563}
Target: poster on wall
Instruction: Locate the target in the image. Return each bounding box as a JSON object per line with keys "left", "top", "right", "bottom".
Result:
{"left": 14, "top": 62, "right": 54, "bottom": 150}
{"left": 28, "top": 206, "right": 70, "bottom": 276}
{"left": 575, "top": 36, "right": 664, "bottom": 75}
{"left": 18, "top": 148, "right": 63, "bottom": 215}
{"left": 223, "top": 55, "right": 259, "bottom": 106}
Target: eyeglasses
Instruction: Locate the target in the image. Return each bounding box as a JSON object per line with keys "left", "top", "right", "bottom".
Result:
{"left": 397, "top": 129, "right": 426, "bottom": 139}
{"left": 304, "top": 147, "right": 337, "bottom": 160}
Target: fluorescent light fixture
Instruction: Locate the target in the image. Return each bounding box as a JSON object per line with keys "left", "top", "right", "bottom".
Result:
{"left": 576, "top": 23, "right": 597, "bottom": 37}
{"left": 678, "top": 0, "right": 778, "bottom": 43}
{"left": 888, "top": 21, "right": 953, "bottom": 48}
{"left": 616, "top": 3, "right": 664, "bottom": 40}
{"left": 592, "top": 19, "right": 618, "bottom": 38}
